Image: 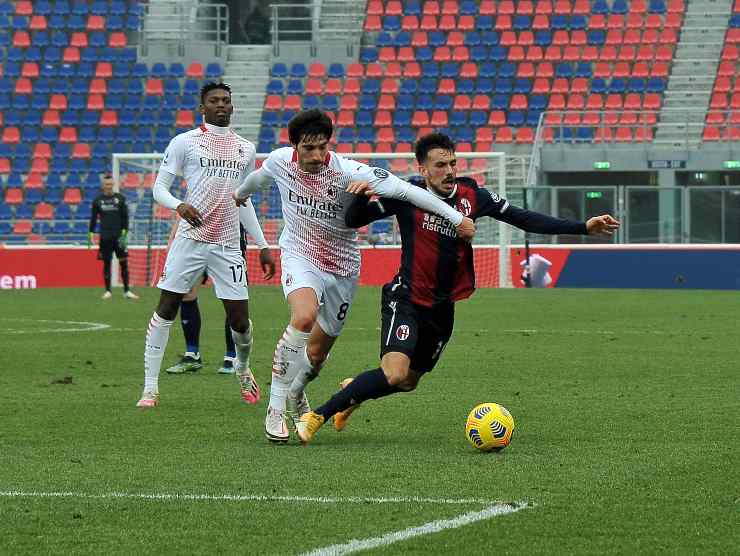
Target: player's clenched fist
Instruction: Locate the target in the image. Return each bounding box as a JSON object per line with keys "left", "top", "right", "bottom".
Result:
{"left": 455, "top": 216, "right": 475, "bottom": 241}
{"left": 586, "top": 214, "right": 620, "bottom": 236}
{"left": 176, "top": 203, "right": 203, "bottom": 227}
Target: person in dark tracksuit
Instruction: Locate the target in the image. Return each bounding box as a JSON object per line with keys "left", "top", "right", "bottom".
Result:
{"left": 88, "top": 173, "right": 139, "bottom": 300}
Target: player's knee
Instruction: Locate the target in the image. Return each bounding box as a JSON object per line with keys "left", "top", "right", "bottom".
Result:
{"left": 305, "top": 345, "right": 327, "bottom": 370}
{"left": 383, "top": 366, "right": 415, "bottom": 391}
{"left": 291, "top": 311, "right": 317, "bottom": 332}
{"left": 228, "top": 313, "right": 249, "bottom": 334}
{"left": 156, "top": 292, "right": 181, "bottom": 321}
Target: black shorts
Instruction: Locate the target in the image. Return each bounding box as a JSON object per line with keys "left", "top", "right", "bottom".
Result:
{"left": 379, "top": 281, "right": 455, "bottom": 374}
{"left": 98, "top": 236, "right": 127, "bottom": 261}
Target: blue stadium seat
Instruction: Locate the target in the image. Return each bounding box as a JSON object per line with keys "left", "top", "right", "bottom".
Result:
{"left": 400, "top": 80, "right": 417, "bottom": 94}
{"left": 327, "top": 63, "right": 344, "bottom": 78}
{"left": 575, "top": 62, "right": 592, "bottom": 78}
{"left": 535, "top": 31, "right": 552, "bottom": 46}
{"left": 555, "top": 63, "right": 573, "bottom": 78}
{"left": 492, "top": 94, "right": 509, "bottom": 110}
{"left": 359, "top": 94, "right": 377, "bottom": 110}
{"left": 416, "top": 95, "right": 433, "bottom": 110}
{"left": 393, "top": 111, "right": 411, "bottom": 126}
{"left": 458, "top": 79, "right": 475, "bottom": 94}
{"left": 376, "top": 32, "right": 393, "bottom": 47}
{"left": 356, "top": 111, "right": 373, "bottom": 127}
{"left": 731, "top": 14, "right": 740, "bottom": 28}
{"left": 361, "top": 79, "right": 380, "bottom": 95}
{"left": 514, "top": 78, "right": 532, "bottom": 93}
{"left": 394, "top": 31, "right": 411, "bottom": 47}
{"left": 530, "top": 95, "right": 547, "bottom": 111}
{"left": 612, "top": 0, "right": 628, "bottom": 13}
{"left": 591, "top": 78, "right": 607, "bottom": 94}
{"left": 397, "top": 95, "right": 415, "bottom": 111}
{"left": 441, "top": 63, "right": 459, "bottom": 78}
{"left": 460, "top": 1, "right": 477, "bottom": 16}
{"left": 609, "top": 78, "right": 626, "bottom": 93}
{"left": 628, "top": 78, "right": 646, "bottom": 93}
{"left": 490, "top": 47, "right": 507, "bottom": 62}
{"left": 405, "top": 1, "right": 421, "bottom": 16}
{"left": 67, "top": 14, "right": 85, "bottom": 28}
{"left": 469, "top": 111, "right": 487, "bottom": 127}
{"left": 26, "top": 46, "right": 42, "bottom": 62}
{"left": 131, "top": 63, "right": 148, "bottom": 78}
{"left": 358, "top": 127, "right": 375, "bottom": 142}
{"left": 205, "top": 63, "right": 222, "bottom": 78}
{"left": 496, "top": 78, "right": 513, "bottom": 94}
{"left": 416, "top": 47, "right": 433, "bottom": 62}
{"left": 647, "top": 78, "right": 665, "bottom": 93}
{"left": 383, "top": 16, "right": 401, "bottom": 31}
{"left": 302, "top": 95, "right": 320, "bottom": 109}
{"left": 286, "top": 79, "right": 303, "bottom": 95}
{"left": 570, "top": 15, "right": 587, "bottom": 29}
{"left": 337, "top": 128, "right": 355, "bottom": 143}
{"left": 289, "top": 63, "right": 306, "bottom": 78}
{"left": 107, "top": 15, "right": 124, "bottom": 30}
{"left": 429, "top": 31, "right": 446, "bottom": 47}
{"left": 477, "top": 77, "right": 494, "bottom": 93}
{"left": 527, "top": 110, "right": 542, "bottom": 127}
{"left": 150, "top": 62, "right": 167, "bottom": 78}
{"left": 421, "top": 62, "right": 439, "bottom": 78}
{"left": 419, "top": 78, "right": 437, "bottom": 94}
{"left": 513, "top": 16, "right": 531, "bottom": 31}
{"left": 499, "top": 63, "right": 515, "bottom": 78}
{"left": 450, "top": 111, "right": 467, "bottom": 127}
{"left": 476, "top": 15, "right": 494, "bottom": 31}
{"left": 465, "top": 32, "right": 481, "bottom": 47}
{"left": 551, "top": 15, "right": 568, "bottom": 30}
{"left": 322, "top": 96, "right": 338, "bottom": 111}
{"left": 359, "top": 47, "right": 378, "bottom": 63}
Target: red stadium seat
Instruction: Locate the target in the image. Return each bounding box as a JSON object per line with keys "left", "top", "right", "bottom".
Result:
{"left": 626, "top": 14, "right": 643, "bottom": 29}
{"left": 59, "top": 127, "right": 78, "bottom": 143}
{"left": 420, "top": 15, "right": 437, "bottom": 30}
{"left": 100, "top": 110, "right": 118, "bottom": 126}
{"left": 508, "top": 46, "right": 525, "bottom": 61}
{"left": 525, "top": 46, "right": 543, "bottom": 62}
{"left": 607, "top": 15, "right": 624, "bottom": 29}
{"left": 0, "top": 158, "right": 10, "bottom": 174}
{"left": 283, "top": 95, "right": 301, "bottom": 112}
{"left": 34, "top": 144, "right": 52, "bottom": 159}
{"left": 651, "top": 62, "right": 669, "bottom": 77}
{"left": 13, "top": 31, "right": 31, "bottom": 48}
{"left": 459, "top": 62, "right": 477, "bottom": 78}
{"left": 63, "top": 188, "right": 82, "bottom": 204}
{"left": 87, "top": 94, "right": 104, "bottom": 110}
{"left": 343, "top": 78, "right": 361, "bottom": 94}
{"left": 613, "top": 62, "right": 630, "bottom": 78}
{"left": 586, "top": 94, "right": 604, "bottom": 109}
{"left": 723, "top": 127, "right": 740, "bottom": 141}
{"left": 453, "top": 46, "right": 469, "bottom": 61}
{"left": 70, "top": 32, "right": 88, "bottom": 48}
{"left": 589, "top": 14, "right": 606, "bottom": 29}
{"left": 186, "top": 62, "right": 204, "bottom": 78}
{"left": 6, "top": 189, "right": 24, "bottom": 205}
{"left": 397, "top": 47, "right": 415, "bottom": 63}
{"left": 703, "top": 126, "right": 721, "bottom": 141}
{"left": 89, "top": 78, "right": 107, "bottom": 94}
{"left": 631, "top": 0, "right": 647, "bottom": 12}
{"left": 15, "top": 77, "right": 32, "bottom": 95}
{"left": 34, "top": 203, "right": 54, "bottom": 220}
{"left": 518, "top": 62, "right": 535, "bottom": 77}
{"left": 582, "top": 112, "right": 600, "bottom": 125}
{"left": 424, "top": 1, "right": 441, "bottom": 15}
{"left": 517, "top": 0, "right": 534, "bottom": 14}
{"left": 63, "top": 47, "right": 81, "bottom": 63}
{"left": 402, "top": 15, "right": 420, "bottom": 30}
{"left": 643, "top": 93, "right": 661, "bottom": 110}
{"left": 305, "top": 78, "right": 322, "bottom": 95}
{"left": 367, "top": 0, "right": 384, "bottom": 15}
{"left": 374, "top": 111, "right": 392, "bottom": 127}
{"left": 582, "top": 45, "right": 599, "bottom": 61}
{"left": 30, "top": 15, "right": 48, "bottom": 31}
{"left": 495, "top": 15, "right": 512, "bottom": 31}
{"left": 339, "top": 95, "right": 358, "bottom": 110}
{"left": 26, "top": 173, "right": 44, "bottom": 188}
{"left": 501, "top": 31, "right": 516, "bottom": 46}
{"left": 43, "top": 110, "right": 61, "bottom": 126}
{"left": 545, "top": 46, "right": 562, "bottom": 61}
{"left": 378, "top": 47, "right": 395, "bottom": 62}
{"left": 615, "top": 127, "right": 633, "bottom": 142}
{"left": 434, "top": 46, "right": 452, "bottom": 61}
{"left": 380, "top": 78, "right": 399, "bottom": 94}
{"left": 96, "top": 62, "right": 113, "bottom": 78}
{"left": 377, "top": 128, "right": 395, "bottom": 143}
{"left": 13, "top": 221, "right": 32, "bottom": 234}
{"left": 618, "top": 46, "right": 636, "bottom": 61}
{"left": 472, "top": 95, "right": 490, "bottom": 110}
{"left": 532, "top": 14, "right": 549, "bottom": 29}
{"left": 146, "top": 79, "right": 164, "bottom": 95}
{"left": 15, "top": 1, "right": 32, "bottom": 15}
{"left": 548, "top": 94, "right": 566, "bottom": 109}
{"left": 438, "top": 78, "right": 455, "bottom": 94}
{"left": 364, "top": 15, "right": 382, "bottom": 31}
{"left": 552, "top": 30, "right": 569, "bottom": 46}
{"left": 510, "top": 94, "right": 528, "bottom": 110}
{"left": 412, "top": 111, "right": 430, "bottom": 126}
{"left": 667, "top": 0, "right": 684, "bottom": 12}
{"left": 308, "top": 62, "right": 326, "bottom": 78}
{"left": 453, "top": 95, "right": 471, "bottom": 109}
{"left": 21, "top": 62, "right": 39, "bottom": 78}
{"left": 448, "top": 31, "right": 464, "bottom": 46}
{"left": 336, "top": 111, "right": 354, "bottom": 127}
{"left": 532, "top": 78, "right": 550, "bottom": 94}
{"left": 664, "top": 13, "right": 682, "bottom": 29}
{"left": 496, "top": 127, "right": 513, "bottom": 143}
{"left": 605, "top": 94, "right": 623, "bottom": 110}
{"left": 489, "top": 111, "right": 506, "bottom": 125}
{"left": 659, "top": 29, "right": 678, "bottom": 44}
{"left": 515, "top": 128, "right": 534, "bottom": 143}
{"left": 122, "top": 173, "right": 142, "bottom": 188}
{"left": 30, "top": 158, "right": 49, "bottom": 174}
{"left": 476, "top": 127, "right": 494, "bottom": 143}
{"left": 536, "top": 62, "right": 554, "bottom": 77}
{"left": 624, "top": 93, "right": 642, "bottom": 110}
{"left": 109, "top": 31, "right": 128, "bottom": 47}
{"left": 442, "top": 0, "right": 460, "bottom": 14}
{"left": 458, "top": 15, "right": 475, "bottom": 30}
{"left": 264, "top": 95, "right": 282, "bottom": 111}
{"left": 594, "top": 127, "right": 613, "bottom": 142}
{"left": 175, "top": 110, "right": 194, "bottom": 127}
{"left": 499, "top": 1, "right": 515, "bottom": 14}
{"left": 324, "top": 78, "right": 342, "bottom": 95}
{"left": 634, "top": 126, "right": 653, "bottom": 142}
{"left": 2, "top": 127, "right": 21, "bottom": 144}
{"left": 87, "top": 15, "right": 105, "bottom": 31}
{"left": 642, "top": 29, "right": 658, "bottom": 44}
{"left": 365, "top": 63, "right": 383, "bottom": 78}
{"left": 706, "top": 111, "right": 725, "bottom": 125}
{"left": 571, "top": 77, "right": 588, "bottom": 94}
{"left": 411, "top": 31, "right": 428, "bottom": 46}
{"left": 480, "top": 0, "right": 496, "bottom": 15}
{"left": 430, "top": 111, "right": 448, "bottom": 126}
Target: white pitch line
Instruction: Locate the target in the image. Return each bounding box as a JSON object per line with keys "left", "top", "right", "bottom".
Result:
{"left": 0, "top": 319, "right": 110, "bottom": 334}
{"left": 0, "top": 491, "right": 503, "bottom": 506}
{"left": 299, "top": 503, "right": 527, "bottom": 556}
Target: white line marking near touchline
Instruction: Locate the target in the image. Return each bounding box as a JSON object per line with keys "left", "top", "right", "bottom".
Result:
{"left": 0, "top": 318, "right": 111, "bottom": 334}
{"left": 0, "top": 490, "right": 507, "bottom": 506}
{"left": 299, "top": 503, "right": 528, "bottom": 556}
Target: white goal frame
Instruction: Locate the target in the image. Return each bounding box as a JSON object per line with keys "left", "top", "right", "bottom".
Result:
{"left": 112, "top": 151, "right": 510, "bottom": 288}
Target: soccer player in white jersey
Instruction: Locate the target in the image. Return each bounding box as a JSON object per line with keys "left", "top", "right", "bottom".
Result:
{"left": 233, "top": 109, "right": 476, "bottom": 441}
{"left": 136, "top": 82, "right": 268, "bottom": 408}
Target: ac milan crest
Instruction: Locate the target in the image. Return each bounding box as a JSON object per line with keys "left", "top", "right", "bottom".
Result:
{"left": 285, "top": 273, "right": 293, "bottom": 287}
{"left": 395, "top": 324, "right": 410, "bottom": 341}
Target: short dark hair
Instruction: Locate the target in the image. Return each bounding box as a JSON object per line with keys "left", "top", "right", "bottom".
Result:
{"left": 415, "top": 133, "right": 456, "bottom": 163}
{"left": 288, "top": 109, "right": 333, "bottom": 145}
{"left": 199, "top": 81, "right": 231, "bottom": 104}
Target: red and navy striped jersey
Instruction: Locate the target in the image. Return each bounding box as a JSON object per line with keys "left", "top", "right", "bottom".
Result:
{"left": 346, "top": 177, "right": 587, "bottom": 307}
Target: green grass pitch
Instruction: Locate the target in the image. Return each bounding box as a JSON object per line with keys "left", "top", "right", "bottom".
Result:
{"left": 1, "top": 286, "right": 738, "bottom": 554}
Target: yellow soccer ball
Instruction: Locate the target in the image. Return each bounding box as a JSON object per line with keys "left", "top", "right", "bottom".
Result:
{"left": 465, "top": 402, "right": 515, "bottom": 452}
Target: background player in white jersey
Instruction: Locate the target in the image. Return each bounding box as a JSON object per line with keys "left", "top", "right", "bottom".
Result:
{"left": 136, "top": 82, "right": 265, "bottom": 408}
{"left": 233, "top": 109, "right": 475, "bottom": 442}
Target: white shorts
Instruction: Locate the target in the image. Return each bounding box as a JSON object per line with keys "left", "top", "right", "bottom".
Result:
{"left": 281, "top": 253, "right": 358, "bottom": 337}
{"left": 158, "top": 236, "right": 248, "bottom": 300}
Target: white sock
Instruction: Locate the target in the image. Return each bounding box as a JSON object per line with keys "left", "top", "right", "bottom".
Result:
{"left": 269, "top": 325, "right": 310, "bottom": 412}
{"left": 144, "top": 312, "right": 174, "bottom": 393}
{"left": 231, "top": 320, "right": 253, "bottom": 373}
{"left": 288, "top": 346, "right": 319, "bottom": 399}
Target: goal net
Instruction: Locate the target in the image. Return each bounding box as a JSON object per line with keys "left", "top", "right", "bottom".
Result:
{"left": 112, "top": 151, "right": 511, "bottom": 288}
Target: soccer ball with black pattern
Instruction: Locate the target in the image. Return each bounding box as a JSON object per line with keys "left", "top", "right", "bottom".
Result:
{"left": 465, "top": 403, "right": 515, "bottom": 452}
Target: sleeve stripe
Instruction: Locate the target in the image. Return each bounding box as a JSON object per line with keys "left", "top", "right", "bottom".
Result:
{"left": 501, "top": 201, "right": 509, "bottom": 213}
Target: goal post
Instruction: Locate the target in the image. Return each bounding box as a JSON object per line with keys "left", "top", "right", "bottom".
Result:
{"left": 111, "top": 151, "right": 511, "bottom": 288}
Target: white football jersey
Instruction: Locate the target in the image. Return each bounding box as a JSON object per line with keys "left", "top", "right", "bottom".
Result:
{"left": 160, "top": 123, "right": 256, "bottom": 248}
{"left": 260, "top": 147, "right": 390, "bottom": 277}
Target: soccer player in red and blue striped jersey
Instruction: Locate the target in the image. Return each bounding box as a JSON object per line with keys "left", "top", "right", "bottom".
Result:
{"left": 295, "top": 133, "right": 620, "bottom": 443}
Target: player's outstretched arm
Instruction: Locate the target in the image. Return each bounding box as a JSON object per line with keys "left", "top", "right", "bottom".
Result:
{"left": 233, "top": 168, "right": 273, "bottom": 205}
{"left": 152, "top": 167, "right": 202, "bottom": 227}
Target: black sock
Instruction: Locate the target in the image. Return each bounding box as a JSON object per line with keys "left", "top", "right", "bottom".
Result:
{"left": 224, "top": 317, "right": 236, "bottom": 358}
{"left": 103, "top": 258, "right": 112, "bottom": 291}
{"left": 120, "top": 259, "right": 130, "bottom": 291}
{"left": 315, "top": 368, "right": 399, "bottom": 420}
{"left": 180, "top": 299, "right": 201, "bottom": 354}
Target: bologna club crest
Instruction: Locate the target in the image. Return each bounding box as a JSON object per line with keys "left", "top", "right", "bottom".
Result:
{"left": 458, "top": 198, "right": 472, "bottom": 216}
{"left": 395, "top": 324, "right": 410, "bottom": 341}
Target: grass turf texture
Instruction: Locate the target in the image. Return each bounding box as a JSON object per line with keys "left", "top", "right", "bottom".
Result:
{"left": 1, "top": 287, "right": 738, "bottom": 554}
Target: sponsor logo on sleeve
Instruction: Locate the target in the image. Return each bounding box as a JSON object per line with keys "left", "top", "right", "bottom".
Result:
{"left": 373, "top": 168, "right": 389, "bottom": 180}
